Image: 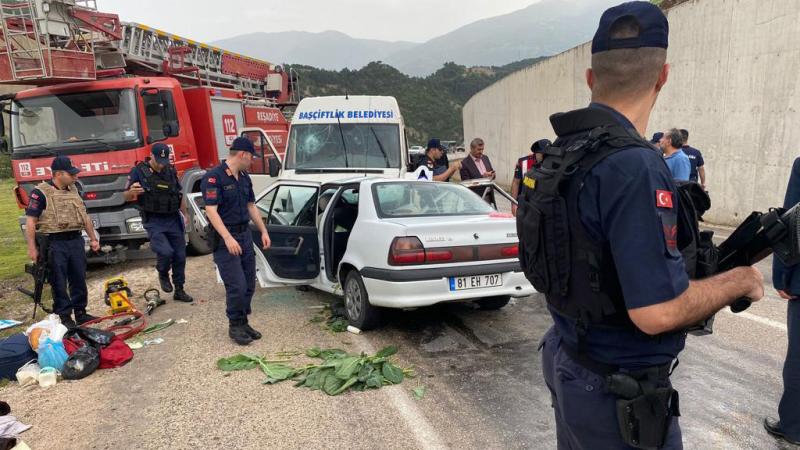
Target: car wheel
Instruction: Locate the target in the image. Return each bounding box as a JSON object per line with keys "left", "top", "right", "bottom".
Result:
{"left": 187, "top": 224, "right": 212, "bottom": 255}
{"left": 344, "top": 270, "right": 382, "bottom": 330}
{"left": 476, "top": 296, "right": 511, "bottom": 310}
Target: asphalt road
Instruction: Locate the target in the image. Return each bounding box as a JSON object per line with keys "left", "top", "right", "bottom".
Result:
{"left": 3, "top": 225, "right": 797, "bottom": 449}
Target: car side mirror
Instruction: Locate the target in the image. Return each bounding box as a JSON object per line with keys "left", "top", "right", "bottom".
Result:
{"left": 268, "top": 158, "right": 281, "bottom": 177}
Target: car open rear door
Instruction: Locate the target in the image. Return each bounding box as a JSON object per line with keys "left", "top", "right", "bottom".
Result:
{"left": 251, "top": 182, "right": 321, "bottom": 287}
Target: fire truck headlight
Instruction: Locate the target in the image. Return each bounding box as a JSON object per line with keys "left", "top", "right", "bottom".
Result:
{"left": 126, "top": 217, "right": 145, "bottom": 233}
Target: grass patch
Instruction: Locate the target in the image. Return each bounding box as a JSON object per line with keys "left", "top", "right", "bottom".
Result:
{"left": 0, "top": 179, "right": 27, "bottom": 280}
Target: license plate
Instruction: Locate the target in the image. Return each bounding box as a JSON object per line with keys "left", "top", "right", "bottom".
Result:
{"left": 449, "top": 273, "right": 503, "bottom": 291}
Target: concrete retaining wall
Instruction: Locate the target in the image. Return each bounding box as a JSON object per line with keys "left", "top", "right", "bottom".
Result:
{"left": 463, "top": 0, "right": 800, "bottom": 225}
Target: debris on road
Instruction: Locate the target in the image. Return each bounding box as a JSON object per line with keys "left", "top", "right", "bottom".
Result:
{"left": 0, "top": 320, "right": 22, "bottom": 331}
{"left": 413, "top": 385, "right": 426, "bottom": 400}
{"left": 216, "top": 345, "right": 416, "bottom": 396}
{"left": 141, "top": 319, "right": 175, "bottom": 335}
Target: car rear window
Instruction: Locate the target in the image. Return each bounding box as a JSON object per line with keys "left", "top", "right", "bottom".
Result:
{"left": 373, "top": 182, "right": 494, "bottom": 218}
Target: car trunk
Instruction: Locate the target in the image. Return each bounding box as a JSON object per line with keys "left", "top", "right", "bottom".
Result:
{"left": 382, "top": 214, "right": 519, "bottom": 269}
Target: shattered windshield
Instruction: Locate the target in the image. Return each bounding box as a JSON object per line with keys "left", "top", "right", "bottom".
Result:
{"left": 285, "top": 123, "right": 401, "bottom": 170}
{"left": 12, "top": 89, "right": 139, "bottom": 155}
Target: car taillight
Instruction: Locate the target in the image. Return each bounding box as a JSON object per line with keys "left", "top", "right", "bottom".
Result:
{"left": 389, "top": 237, "right": 425, "bottom": 265}
{"left": 501, "top": 244, "right": 519, "bottom": 257}
{"left": 84, "top": 192, "right": 98, "bottom": 200}
{"left": 425, "top": 249, "right": 453, "bottom": 262}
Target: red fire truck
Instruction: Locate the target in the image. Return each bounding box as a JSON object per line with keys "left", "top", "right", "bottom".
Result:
{"left": 0, "top": 0, "right": 294, "bottom": 261}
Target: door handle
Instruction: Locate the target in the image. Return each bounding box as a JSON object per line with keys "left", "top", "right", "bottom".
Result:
{"left": 180, "top": 152, "right": 191, "bottom": 158}
{"left": 291, "top": 236, "right": 305, "bottom": 255}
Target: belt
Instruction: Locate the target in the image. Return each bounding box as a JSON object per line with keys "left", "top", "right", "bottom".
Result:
{"left": 225, "top": 223, "right": 250, "bottom": 233}
{"left": 561, "top": 341, "right": 672, "bottom": 380}
{"left": 46, "top": 231, "right": 82, "bottom": 241}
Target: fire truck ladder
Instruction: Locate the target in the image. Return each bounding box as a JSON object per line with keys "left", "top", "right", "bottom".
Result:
{"left": 0, "top": 0, "right": 46, "bottom": 80}
{"left": 111, "top": 22, "right": 275, "bottom": 99}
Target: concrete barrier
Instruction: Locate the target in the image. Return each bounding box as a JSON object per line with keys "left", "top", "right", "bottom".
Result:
{"left": 463, "top": 0, "right": 800, "bottom": 226}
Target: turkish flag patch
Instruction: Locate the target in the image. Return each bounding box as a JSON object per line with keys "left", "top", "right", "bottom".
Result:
{"left": 656, "top": 190, "right": 673, "bottom": 209}
{"left": 207, "top": 177, "right": 217, "bottom": 184}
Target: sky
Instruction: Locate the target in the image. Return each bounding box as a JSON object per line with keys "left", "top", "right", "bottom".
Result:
{"left": 99, "top": 0, "right": 542, "bottom": 43}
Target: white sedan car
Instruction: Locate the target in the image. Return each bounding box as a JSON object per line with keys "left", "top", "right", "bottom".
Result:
{"left": 188, "top": 177, "right": 534, "bottom": 330}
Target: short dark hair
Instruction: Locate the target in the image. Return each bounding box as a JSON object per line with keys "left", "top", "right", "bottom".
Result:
{"left": 679, "top": 129, "right": 689, "bottom": 142}
{"left": 229, "top": 149, "right": 240, "bottom": 157}
{"left": 591, "top": 16, "right": 667, "bottom": 101}
{"left": 666, "top": 128, "right": 684, "bottom": 148}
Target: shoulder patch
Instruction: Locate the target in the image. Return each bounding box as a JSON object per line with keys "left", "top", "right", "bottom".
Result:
{"left": 30, "top": 192, "right": 39, "bottom": 199}
{"left": 207, "top": 177, "right": 216, "bottom": 184}
{"left": 656, "top": 190, "right": 673, "bottom": 209}
{"left": 205, "top": 189, "right": 217, "bottom": 199}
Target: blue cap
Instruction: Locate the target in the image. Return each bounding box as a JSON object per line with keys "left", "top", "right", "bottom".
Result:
{"left": 151, "top": 143, "right": 171, "bottom": 165}
{"left": 650, "top": 132, "right": 664, "bottom": 144}
{"left": 51, "top": 155, "right": 80, "bottom": 175}
{"left": 426, "top": 138, "right": 441, "bottom": 150}
{"left": 231, "top": 136, "right": 257, "bottom": 155}
{"left": 591, "top": 1, "right": 669, "bottom": 54}
{"left": 530, "top": 139, "right": 552, "bottom": 154}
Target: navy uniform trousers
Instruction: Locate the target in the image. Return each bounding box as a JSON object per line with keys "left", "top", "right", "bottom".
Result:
{"left": 48, "top": 236, "right": 88, "bottom": 316}
{"left": 779, "top": 299, "right": 800, "bottom": 440}
{"left": 540, "top": 327, "right": 683, "bottom": 449}
{"left": 145, "top": 214, "right": 186, "bottom": 286}
{"left": 213, "top": 230, "right": 255, "bottom": 323}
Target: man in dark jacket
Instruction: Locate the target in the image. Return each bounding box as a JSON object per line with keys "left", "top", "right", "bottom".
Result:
{"left": 460, "top": 138, "right": 496, "bottom": 204}
{"left": 766, "top": 156, "right": 800, "bottom": 445}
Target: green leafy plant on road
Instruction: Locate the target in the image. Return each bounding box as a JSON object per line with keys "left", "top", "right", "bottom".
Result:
{"left": 217, "top": 345, "right": 416, "bottom": 396}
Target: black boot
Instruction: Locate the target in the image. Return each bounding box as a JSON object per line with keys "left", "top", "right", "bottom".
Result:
{"left": 764, "top": 417, "right": 800, "bottom": 445}
{"left": 229, "top": 323, "right": 253, "bottom": 346}
{"left": 159, "top": 272, "right": 173, "bottom": 293}
{"left": 242, "top": 320, "right": 262, "bottom": 340}
{"left": 74, "top": 310, "right": 98, "bottom": 325}
{"left": 173, "top": 286, "right": 193, "bottom": 303}
{"left": 59, "top": 314, "right": 76, "bottom": 328}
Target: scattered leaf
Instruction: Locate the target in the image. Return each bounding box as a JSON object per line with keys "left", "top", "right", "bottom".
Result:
{"left": 375, "top": 345, "right": 398, "bottom": 358}
{"left": 382, "top": 362, "right": 404, "bottom": 384}
{"left": 413, "top": 386, "right": 426, "bottom": 400}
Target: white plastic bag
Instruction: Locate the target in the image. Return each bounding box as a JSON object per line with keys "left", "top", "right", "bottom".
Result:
{"left": 24, "top": 314, "right": 69, "bottom": 351}
{"left": 15, "top": 360, "right": 40, "bottom": 387}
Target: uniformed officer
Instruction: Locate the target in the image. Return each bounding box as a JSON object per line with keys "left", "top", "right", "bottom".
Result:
{"left": 201, "top": 137, "right": 271, "bottom": 345}
{"left": 510, "top": 139, "right": 550, "bottom": 215}
{"left": 24, "top": 156, "right": 101, "bottom": 328}
{"left": 123, "top": 143, "right": 193, "bottom": 303}
{"left": 765, "top": 156, "right": 800, "bottom": 445}
{"left": 517, "top": 3, "right": 764, "bottom": 448}
{"left": 416, "top": 138, "right": 460, "bottom": 182}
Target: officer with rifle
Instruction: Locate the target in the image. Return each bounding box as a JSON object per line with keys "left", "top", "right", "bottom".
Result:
{"left": 517, "top": 3, "right": 764, "bottom": 448}
{"left": 124, "top": 143, "right": 193, "bottom": 303}
{"left": 24, "top": 156, "right": 100, "bottom": 328}
{"left": 201, "top": 137, "right": 271, "bottom": 345}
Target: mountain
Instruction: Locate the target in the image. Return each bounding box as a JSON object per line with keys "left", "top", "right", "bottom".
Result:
{"left": 293, "top": 58, "right": 547, "bottom": 144}
{"left": 386, "top": 0, "right": 621, "bottom": 76}
{"left": 212, "top": 0, "right": 621, "bottom": 76}
{"left": 213, "top": 30, "right": 416, "bottom": 71}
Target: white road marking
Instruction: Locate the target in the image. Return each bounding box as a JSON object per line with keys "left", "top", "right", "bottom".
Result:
{"left": 354, "top": 337, "right": 448, "bottom": 450}
{"left": 723, "top": 308, "right": 787, "bottom": 332}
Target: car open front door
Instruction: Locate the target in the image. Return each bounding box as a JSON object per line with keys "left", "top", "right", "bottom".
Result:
{"left": 251, "top": 183, "right": 321, "bottom": 287}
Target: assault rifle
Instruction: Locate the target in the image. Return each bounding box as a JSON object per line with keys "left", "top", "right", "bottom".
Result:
{"left": 718, "top": 203, "right": 800, "bottom": 313}
{"left": 17, "top": 234, "right": 53, "bottom": 319}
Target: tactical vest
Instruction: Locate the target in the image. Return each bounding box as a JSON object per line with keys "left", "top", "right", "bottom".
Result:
{"left": 136, "top": 162, "right": 181, "bottom": 217}
{"left": 35, "top": 182, "right": 89, "bottom": 234}
{"left": 517, "top": 107, "right": 713, "bottom": 331}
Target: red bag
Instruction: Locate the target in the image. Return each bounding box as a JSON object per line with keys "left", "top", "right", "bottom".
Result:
{"left": 63, "top": 336, "right": 133, "bottom": 369}
{"left": 98, "top": 337, "right": 133, "bottom": 369}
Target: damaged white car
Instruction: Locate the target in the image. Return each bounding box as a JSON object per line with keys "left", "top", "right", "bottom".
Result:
{"left": 188, "top": 178, "right": 534, "bottom": 329}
